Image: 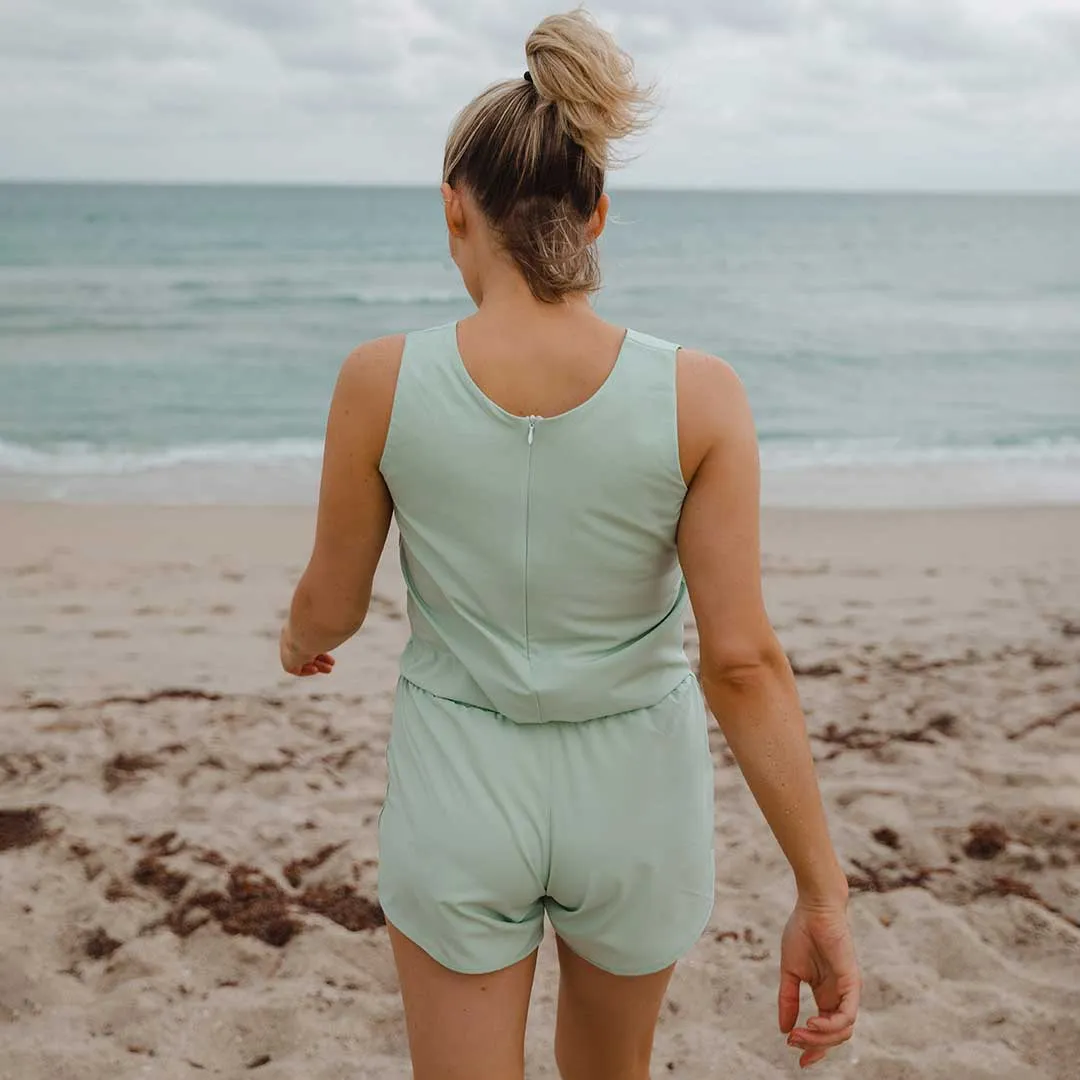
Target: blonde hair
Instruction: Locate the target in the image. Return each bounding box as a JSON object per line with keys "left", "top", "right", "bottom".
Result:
{"left": 443, "top": 7, "right": 652, "bottom": 304}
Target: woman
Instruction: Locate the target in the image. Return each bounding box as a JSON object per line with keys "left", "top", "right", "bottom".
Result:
{"left": 280, "top": 9, "right": 859, "bottom": 1078}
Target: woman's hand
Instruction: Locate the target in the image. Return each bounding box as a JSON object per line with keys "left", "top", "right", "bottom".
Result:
{"left": 778, "top": 899, "right": 861, "bottom": 1069}
{"left": 279, "top": 624, "right": 336, "bottom": 677}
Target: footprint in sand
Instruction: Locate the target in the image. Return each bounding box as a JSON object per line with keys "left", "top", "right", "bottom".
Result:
{"left": 92, "top": 629, "right": 130, "bottom": 640}
{"left": 12, "top": 562, "right": 51, "bottom": 577}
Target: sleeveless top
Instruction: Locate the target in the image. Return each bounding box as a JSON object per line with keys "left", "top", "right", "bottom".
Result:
{"left": 379, "top": 320, "right": 691, "bottom": 725}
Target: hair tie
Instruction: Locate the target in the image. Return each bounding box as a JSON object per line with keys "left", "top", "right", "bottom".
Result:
{"left": 523, "top": 70, "right": 533, "bottom": 84}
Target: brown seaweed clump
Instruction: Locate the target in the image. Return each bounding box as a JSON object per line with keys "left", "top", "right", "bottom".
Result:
{"left": 964, "top": 822, "right": 1009, "bottom": 861}
{"left": 123, "top": 834, "right": 384, "bottom": 948}
{"left": 298, "top": 883, "right": 385, "bottom": 932}
{"left": 168, "top": 865, "right": 302, "bottom": 948}
{"left": 133, "top": 854, "right": 190, "bottom": 899}
{"left": 872, "top": 827, "right": 901, "bottom": 850}
{"left": 0, "top": 807, "right": 47, "bottom": 851}
{"left": 283, "top": 842, "right": 345, "bottom": 888}
{"left": 102, "top": 752, "right": 160, "bottom": 793}
{"left": 83, "top": 927, "right": 123, "bottom": 959}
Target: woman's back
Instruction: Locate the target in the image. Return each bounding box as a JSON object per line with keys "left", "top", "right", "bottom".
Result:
{"left": 380, "top": 317, "right": 691, "bottom": 723}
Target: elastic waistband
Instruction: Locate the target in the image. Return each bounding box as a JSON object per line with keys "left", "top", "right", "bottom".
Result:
{"left": 398, "top": 672, "right": 698, "bottom": 726}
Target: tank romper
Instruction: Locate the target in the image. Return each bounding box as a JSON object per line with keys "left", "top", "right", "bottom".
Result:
{"left": 376, "top": 320, "right": 716, "bottom": 976}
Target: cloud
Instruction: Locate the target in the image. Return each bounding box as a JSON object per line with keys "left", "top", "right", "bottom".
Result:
{"left": 823, "top": 0, "right": 998, "bottom": 64}
{"left": 0, "top": 0, "right": 1077, "bottom": 189}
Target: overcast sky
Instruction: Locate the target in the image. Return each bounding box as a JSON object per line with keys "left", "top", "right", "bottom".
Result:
{"left": 2, "top": 0, "right": 1078, "bottom": 190}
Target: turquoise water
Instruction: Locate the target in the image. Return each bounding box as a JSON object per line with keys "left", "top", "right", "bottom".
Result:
{"left": 1, "top": 183, "right": 1078, "bottom": 505}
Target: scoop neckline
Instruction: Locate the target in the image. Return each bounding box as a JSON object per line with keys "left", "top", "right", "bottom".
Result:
{"left": 449, "top": 320, "right": 633, "bottom": 425}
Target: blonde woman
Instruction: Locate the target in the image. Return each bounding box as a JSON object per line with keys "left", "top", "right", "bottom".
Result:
{"left": 281, "top": 8, "right": 860, "bottom": 1077}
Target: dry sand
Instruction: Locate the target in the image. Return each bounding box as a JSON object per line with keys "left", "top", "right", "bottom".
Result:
{"left": 1, "top": 502, "right": 1078, "bottom": 1080}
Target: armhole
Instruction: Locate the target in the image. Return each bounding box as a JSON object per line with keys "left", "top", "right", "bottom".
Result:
{"left": 671, "top": 342, "right": 690, "bottom": 494}
{"left": 376, "top": 331, "right": 411, "bottom": 477}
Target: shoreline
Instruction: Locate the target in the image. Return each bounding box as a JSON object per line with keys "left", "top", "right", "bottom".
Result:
{"left": 4, "top": 444, "right": 1079, "bottom": 511}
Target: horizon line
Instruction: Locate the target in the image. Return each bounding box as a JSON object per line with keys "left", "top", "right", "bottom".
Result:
{"left": 2, "top": 178, "right": 1078, "bottom": 198}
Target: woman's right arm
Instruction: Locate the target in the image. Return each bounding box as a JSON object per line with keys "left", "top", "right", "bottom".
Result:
{"left": 675, "top": 348, "right": 860, "bottom": 1069}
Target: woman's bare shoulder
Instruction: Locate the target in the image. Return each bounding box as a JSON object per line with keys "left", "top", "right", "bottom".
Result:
{"left": 331, "top": 334, "right": 407, "bottom": 458}
{"left": 675, "top": 347, "right": 754, "bottom": 485}
{"left": 339, "top": 333, "right": 407, "bottom": 389}
{"left": 676, "top": 346, "right": 745, "bottom": 398}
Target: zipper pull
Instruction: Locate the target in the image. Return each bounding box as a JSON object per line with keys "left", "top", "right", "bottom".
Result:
{"left": 527, "top": 416, "right": 537, "bottom": 445}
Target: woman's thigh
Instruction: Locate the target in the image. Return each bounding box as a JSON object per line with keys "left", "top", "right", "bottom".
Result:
{"left": 553, "top": 935, "right": 675, "bottom": 1080}
{"left": 387, "top": 920, "right": 539, "bottom": 1080}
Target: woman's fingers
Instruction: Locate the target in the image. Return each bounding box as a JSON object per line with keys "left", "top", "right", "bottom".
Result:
{"left": 788, "top": 986, "right": 858, "bottom": 1057}
{"left": 807, "top": 1006, "right": 855, "bottom": 1034}
{"left": 810, "top": 972, "right": 860, "bottom": 1033}
{"left": 799, "top": 1048, "right": 828, "bottom": 1069}
{"left": 778, "top": 968, "right": 802, "bottom": 1033}
{"left": 292, "top": 654, "right": 336, "bottom": 676}
{"left": 789, "top": 1023, "right": 855, "bottom": 1048}
{"left": 787, "top": 1019, "right": 855, "bottom": 1056}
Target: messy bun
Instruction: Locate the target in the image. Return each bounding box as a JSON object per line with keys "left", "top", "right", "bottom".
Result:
{"left": 526, "top": 9, "right": 652, "bottom": 169}
{"left": 443, "top": 7, "right": 653, "bottom": 303}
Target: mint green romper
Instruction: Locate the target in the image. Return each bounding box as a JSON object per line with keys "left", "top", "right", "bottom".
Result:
{"left": 376, "top": 321, "right": 716, "bottom": 976}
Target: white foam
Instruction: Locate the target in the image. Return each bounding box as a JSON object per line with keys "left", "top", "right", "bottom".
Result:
{"left": 760, "top": 436, "right": 1080, "bottom": 471}
{"left": 0, "top": 438, "right": 324, "bottom": 477}
{"left": 1, "top": 436, "right": 1078, "bottom": 507}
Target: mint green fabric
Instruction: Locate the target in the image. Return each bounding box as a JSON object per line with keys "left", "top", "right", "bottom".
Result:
{"left": 376, "top": 320, "right": 715, "bottom": 974}
{"left": 378, "top": 675, "right": 716, "bottom": 975}
{"left": 379, "top": 321, "right": 692, "bottom": 725}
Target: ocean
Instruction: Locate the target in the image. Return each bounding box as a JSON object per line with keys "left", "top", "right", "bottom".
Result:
{"left": 1, "top": 183, "right": 1078, "bottom": 507}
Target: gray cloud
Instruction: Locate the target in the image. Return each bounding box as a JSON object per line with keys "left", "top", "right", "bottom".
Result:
{"left": 416, "top": 0, "right": 801, "bottom": 51}
{"left": 187, "top": 0, "right": 405, "bottom": 73}
{"left": 822, "top": 0, "right": 996, "bottom": 64}
{"left": 0, "top": 0, "right": 1077, "bottom": 189}
{"left": 608, "top": 0, "right": 802, "bottom": 36}
{"left": 0, "top": 0, "right": 198, "bottom": 64}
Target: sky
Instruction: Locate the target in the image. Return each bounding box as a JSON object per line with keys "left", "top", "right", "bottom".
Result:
{"left": 1, "top": 0, "right": 1078, "bottom": 191}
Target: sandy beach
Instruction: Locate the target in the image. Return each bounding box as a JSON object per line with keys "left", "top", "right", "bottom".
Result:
{"left": 1, "top": 502, "right": 1078, "bottom": 1080}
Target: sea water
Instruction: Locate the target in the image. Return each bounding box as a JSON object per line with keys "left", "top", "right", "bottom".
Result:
{"left": 1, "top": 183, "right": 1077, "bottom": 506}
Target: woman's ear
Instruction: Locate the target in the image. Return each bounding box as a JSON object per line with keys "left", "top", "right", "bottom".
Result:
{"left": 441, "top": 182, "right": 466, "bottom": 239}
{"left": 588, "top": 192, "right": 610, "bottom": 242}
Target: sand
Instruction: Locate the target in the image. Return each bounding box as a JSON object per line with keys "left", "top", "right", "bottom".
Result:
{"left": 1, "top": 502, "right": 1078, "bottom": 1080}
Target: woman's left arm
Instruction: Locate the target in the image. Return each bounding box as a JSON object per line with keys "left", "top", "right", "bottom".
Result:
{"left": 280, "top": 335, "right": 404, "bottom": 676}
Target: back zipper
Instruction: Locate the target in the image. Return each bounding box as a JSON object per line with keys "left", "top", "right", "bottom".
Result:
{"left": 524, "top": 415, "right": 538, "bottom": 663}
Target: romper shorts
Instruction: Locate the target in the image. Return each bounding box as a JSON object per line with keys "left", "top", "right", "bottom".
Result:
{"left": 377, "top": 672, "right": 716, "bottom": 976}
